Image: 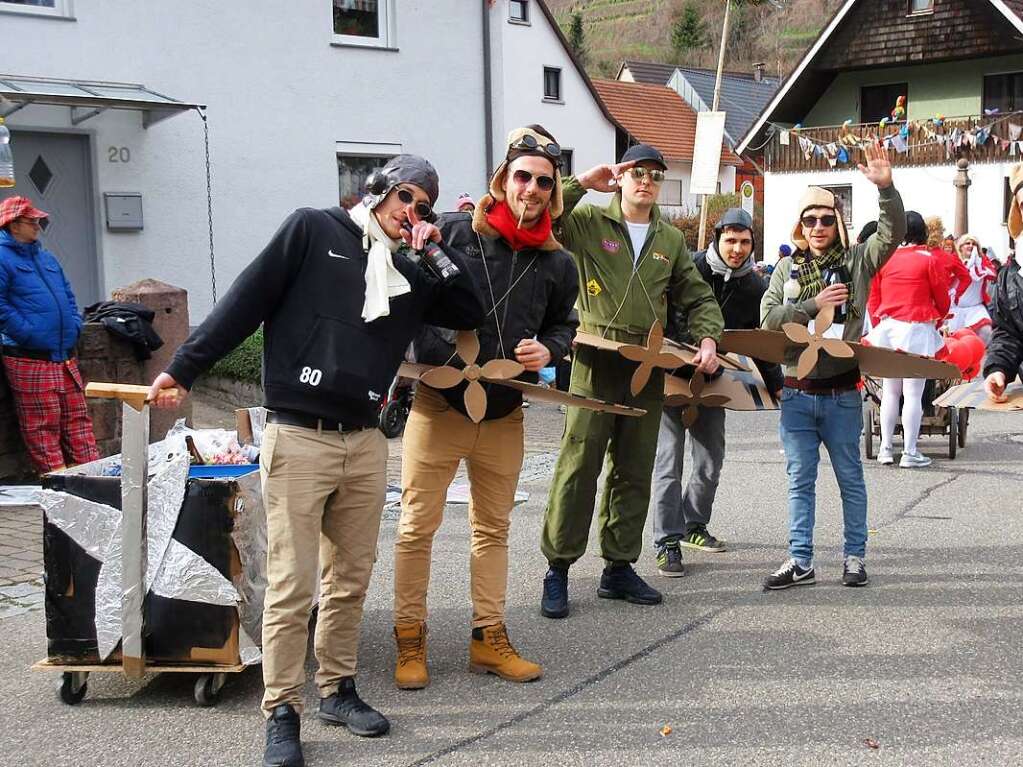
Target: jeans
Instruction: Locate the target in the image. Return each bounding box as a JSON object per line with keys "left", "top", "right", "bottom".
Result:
{"left": 650, "top": 405, "right": 726, "bottom": 548}
{"left": 778, "top": 387, "right": 867, "bottom": 566}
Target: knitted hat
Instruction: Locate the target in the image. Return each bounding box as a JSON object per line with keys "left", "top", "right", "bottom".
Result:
{"left": 455, "top": 193, "right": 476, "bottom": 211}
{"left": 790, "top": 187, "right": 848, "bottom": 250}
{"left": 487, "top": 125, "right": 563, "bottom": 219}
{"left": 1008, "top": 163, "right": 1023, "bottom": 238}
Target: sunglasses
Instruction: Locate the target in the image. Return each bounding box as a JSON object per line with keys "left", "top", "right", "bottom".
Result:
{"left": 509, "top": 133, "right": 562, "bottom": 160}
{"left": 14, "top": 217, "right": 43, "bottom": 227}
{"left": 395, "top": 188, "right": 433, "bottom": 219}
{"left": 801, "top": 214, "right": 838, "bottom": 228}
{"left": 511, "top": 169, "right": 556, "bottom": 191}
{"left": 628, "top": 167, "right": 665, "bottom": 183}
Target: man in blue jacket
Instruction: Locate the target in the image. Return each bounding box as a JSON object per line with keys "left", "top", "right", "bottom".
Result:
{"left": 0, "top": 196, "right": 98, "bottom": 473}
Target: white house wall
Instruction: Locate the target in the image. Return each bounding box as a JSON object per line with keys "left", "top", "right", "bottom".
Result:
{"left": 762, "top": 164, "right": 1016, "bottom": 264}
{"left": 658, "top": 160, "right": 737, "bottom": 221}
{"left": 489, "top": 0, "right": 615, "bottom": 206}
{"left": 2, "top": 1, "right": 487, "bottom": 318}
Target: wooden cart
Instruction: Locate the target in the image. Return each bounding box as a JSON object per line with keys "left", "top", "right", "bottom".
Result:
{"left": 863, "top": 376, "right": 969, "bottom": 460}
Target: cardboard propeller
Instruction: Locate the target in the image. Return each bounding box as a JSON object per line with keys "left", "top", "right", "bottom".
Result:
{"left": 783, "top": 306, "right": 855, "bottom": 378}
{"left": 419, "top": 332, "right": 524, "bottom": 423}
{"left": 575, "top": 321, "right": 748, "bottom": 396}
{"left": 400, "top": 331, "right": 647, "bottom": 421}
{"left": 665, "top": 372, "right": 731, "bottom": 426}
{"left": 718, "top": 310, "right": 959, "bottom": 381}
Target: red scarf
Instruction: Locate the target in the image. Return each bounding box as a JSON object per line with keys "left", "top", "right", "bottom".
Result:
{"left": 485, "top": 200, "right": 552, "bottom": 251}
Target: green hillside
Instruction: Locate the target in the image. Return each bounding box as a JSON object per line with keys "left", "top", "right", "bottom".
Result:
{"left": 547, "top": 0, "right": 844, "bottom": 79}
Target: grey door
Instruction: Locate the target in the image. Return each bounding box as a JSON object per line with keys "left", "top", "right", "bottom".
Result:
{"left": 0, "top": 131, "right": 99, "bottom": 306}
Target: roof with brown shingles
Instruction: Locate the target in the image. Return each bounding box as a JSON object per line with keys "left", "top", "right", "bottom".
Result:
{"left": 592, "top": 79, "right": 743, "bottom": 166}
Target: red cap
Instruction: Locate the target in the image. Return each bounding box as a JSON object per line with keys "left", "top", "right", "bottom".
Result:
{"left": 0, "top": 196, "right": 49, "bottom": 229}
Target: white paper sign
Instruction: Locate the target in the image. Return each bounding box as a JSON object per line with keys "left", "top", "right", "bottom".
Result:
{"left": 690, "top": 111, "right": 727, "bottom": 196}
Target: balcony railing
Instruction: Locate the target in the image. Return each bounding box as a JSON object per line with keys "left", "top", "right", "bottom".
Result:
{"left": 764, "top": 112, "right": 1023, "bottom": 173}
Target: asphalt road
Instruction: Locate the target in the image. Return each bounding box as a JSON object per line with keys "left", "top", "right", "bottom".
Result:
{"left": 4, "top": 402, "right": 1023, "bottom": 767}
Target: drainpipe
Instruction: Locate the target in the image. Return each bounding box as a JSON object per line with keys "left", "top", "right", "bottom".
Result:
{"left": 482, "top": 0, "right": 494, "bottom": 184}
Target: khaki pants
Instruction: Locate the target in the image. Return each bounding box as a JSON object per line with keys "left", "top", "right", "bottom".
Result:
{"left": 395, "top": 386, "right": 524, "bottom": 629}
{"left": 260, "top": 422, "right": 387, "bottom": 714}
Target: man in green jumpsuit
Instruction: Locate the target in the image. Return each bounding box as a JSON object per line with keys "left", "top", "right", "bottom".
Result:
{"left": 540, "top": 144, "right": 724, "bottom": 618}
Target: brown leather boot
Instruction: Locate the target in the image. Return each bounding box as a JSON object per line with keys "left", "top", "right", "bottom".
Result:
{"left": 469, "top": 623, "right": 542, "bottom": 683}
{"left": 394, "top": 622, "right": 429, "bottom": 690}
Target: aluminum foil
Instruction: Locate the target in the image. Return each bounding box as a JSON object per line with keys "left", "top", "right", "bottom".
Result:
{"left": 150, "top": 539, "right": 239, "bottom": 605}
{"left": 230, "top": 471, "right": 267, "bottom": 664}
{"left": 247, "top": 407, "right": 267, "bottom": 447}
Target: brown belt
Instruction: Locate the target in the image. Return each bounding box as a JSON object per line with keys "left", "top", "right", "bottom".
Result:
{"left": 784, "top": 369, "right": 861, "bottom": 394}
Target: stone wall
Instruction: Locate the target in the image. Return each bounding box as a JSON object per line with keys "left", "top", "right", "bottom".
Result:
{"left": 0, "top": 324, "right": 145, "bottom": 480}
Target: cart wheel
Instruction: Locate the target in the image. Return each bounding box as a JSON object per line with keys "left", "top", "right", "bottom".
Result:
{"left": 864, "top": 405, "right": 876, "bottom": 460}
{"left": 378, "top": 399, "right": 408, "bottom": 439}
{"left": 194, "top": 672, "right": 226, "bottom": 707}
{"left": 58, "top": 671, "right": 88, "bottom": 705}
{"left": 947, "top": 408, "right": 958, "bottom": 460}
{"left": 957, "top": 407, "right": 969, "bottom": 448}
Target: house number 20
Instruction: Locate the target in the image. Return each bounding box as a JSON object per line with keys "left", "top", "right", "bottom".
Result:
{"left": 107, "top": 146, "right": 131, "bottom": 163}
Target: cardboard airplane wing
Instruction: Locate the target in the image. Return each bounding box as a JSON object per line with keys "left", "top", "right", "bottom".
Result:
{"left": 574, "top": 321, "right": 748, "bottom": 396}
{"left": 719, "top": 306, "right": 958, "bottom": 380}
{"left": 932, "top": 377, "right": 1023, "bottom": 411}
{"left": 663, "top": 353, "right": 779, "bottom": 426}
{"left": 397, "top": 331, "right": 646, "bottom": 422}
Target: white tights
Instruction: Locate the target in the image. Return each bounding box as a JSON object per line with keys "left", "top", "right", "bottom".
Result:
{"left": 880, "top": 377, "right": 926, "bottom": 454}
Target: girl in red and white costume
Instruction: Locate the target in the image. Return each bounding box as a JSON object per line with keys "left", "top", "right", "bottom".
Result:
{"left": 864, "top": 212, "right": 951, "bottom": 468}
{"left": 947, "top": 233, "right": 996, "bottom": 343}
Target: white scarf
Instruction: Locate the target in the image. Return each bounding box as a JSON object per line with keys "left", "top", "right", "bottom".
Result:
{"left": 348, "top": 202, "right": 412, "bottom": 322}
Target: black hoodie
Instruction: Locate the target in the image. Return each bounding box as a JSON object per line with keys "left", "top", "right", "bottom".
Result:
{"left": 167, "top": 206, "right": 484, "bottom": 425}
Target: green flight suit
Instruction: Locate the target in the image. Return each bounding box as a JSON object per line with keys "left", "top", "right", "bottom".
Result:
{"left": 541, "top": 178, "right": 724, "bottom": 569}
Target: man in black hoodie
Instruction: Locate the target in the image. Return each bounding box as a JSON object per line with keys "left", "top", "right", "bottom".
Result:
{"left": 148, "top": 155, "right": 484, "bottom": 767}
{"left": 392, "top": 126, "right": 577, "bottom": 691}
{"left": 651, "top": 208, "right": 783, "bottom": 576}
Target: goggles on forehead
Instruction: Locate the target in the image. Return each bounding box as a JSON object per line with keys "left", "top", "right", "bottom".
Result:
{"left": 507, "top": 130, "right": 562, "bottom": 162}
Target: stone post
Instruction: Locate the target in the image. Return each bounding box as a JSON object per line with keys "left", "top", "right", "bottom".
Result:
{"left": 954, "top": 158, "right": 971, "bottom": 238}
{"left": 111, "top": 279, "right": 192, "bottom": 440}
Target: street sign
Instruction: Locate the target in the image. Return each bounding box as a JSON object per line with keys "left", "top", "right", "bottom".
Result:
{"left": 690, "top": 111, "right": 727, "bottom": 195}
{"left": 740, "top": 180, "right": 755, "bottom": 216}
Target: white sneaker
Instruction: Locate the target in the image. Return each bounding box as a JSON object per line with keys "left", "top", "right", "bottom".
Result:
{"left": 900, "top": 451, "right": 932, "bottom": 468}
{"left": 876, "top": 446, "right": 894, "bottom": 465}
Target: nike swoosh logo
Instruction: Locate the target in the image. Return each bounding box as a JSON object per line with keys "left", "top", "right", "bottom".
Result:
{"left": 328, "top": 250, "right": 349, "bottom": 259}
{"left": 792, "top": 569, "right": 813, "bottom": 581}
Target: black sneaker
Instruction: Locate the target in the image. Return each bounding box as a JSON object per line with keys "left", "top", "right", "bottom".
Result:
{"left": 681, "top": 526, "right": 726, "bottom": 553}
{"left": 541, "top": 566, "right": 570, "bottom": 619}
{"left": 264, "top": 704, "right": 304, "bottom": 767}
{"left": 598, "top": 563, "right": 663, "bottom": 605}
{"left": 317, "top": 677, "right": 390, "bottom": 737}
{"left": 763, "top": 558, "right": 816, "bottom": 591}
{"left": 842, "top": 555, "right": 869, "bottom": 587}
{"left": 656, "top": 541, "right": 686, "bottom": 577}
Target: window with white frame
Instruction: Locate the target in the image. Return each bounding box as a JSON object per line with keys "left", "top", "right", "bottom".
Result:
{"left": 332, "top": 0, "right": 396, "bottom": 49}
{"left": 658, "top": 179, "right": 684, "bottom": 207}
{"left": 0, "top": 0, "right": 73, "bottom": 18}
{"left": 908, "top": 0, "right": 933, "bottom": 14}
{"left": 559, "top": 149, "right": 573, "bottom": 176}
{"left": 543, "top": 67, "right": 562, "bottom": 102}
{"left": 509, "top": 0, "right": 529, "bottom": 23}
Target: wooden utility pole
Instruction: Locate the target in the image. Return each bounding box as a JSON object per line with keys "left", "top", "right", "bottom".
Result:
{"left": 697, "top": 0, "right": 731, "bottom": 250}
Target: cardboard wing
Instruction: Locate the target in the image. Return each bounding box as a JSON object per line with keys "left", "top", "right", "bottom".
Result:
{"left": 932, "top": 377, "right": 1023, "bottom": 411}
{"left": 719, "top": 323, "right": 958, "bottom": 380}
{"left": 398, "top": 356, "right": 647, "bottom": 419}
{"left": 665, "top": 354, "right": 780, "bottom": 412}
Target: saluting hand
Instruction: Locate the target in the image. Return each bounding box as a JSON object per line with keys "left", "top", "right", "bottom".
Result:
{"left": 577, "top": 161, "right": 637, "bottom": 193}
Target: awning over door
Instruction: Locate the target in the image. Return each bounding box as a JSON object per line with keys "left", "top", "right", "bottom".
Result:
{"left": 0, "top": 75, "right": 203, "bottom": 127}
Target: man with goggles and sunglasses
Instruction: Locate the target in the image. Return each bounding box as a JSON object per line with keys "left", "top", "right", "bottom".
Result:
{"left": 760, "top": 141, "right": 904, "bottom": 591}
{"left": 540, "top": 143, "right": 724, "bottom": 619}
{"left": 148, "top": 154, "right": 484, "bottom": 767}
{"left": 393, "top": 125, "right": 578, "bottom": 689}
